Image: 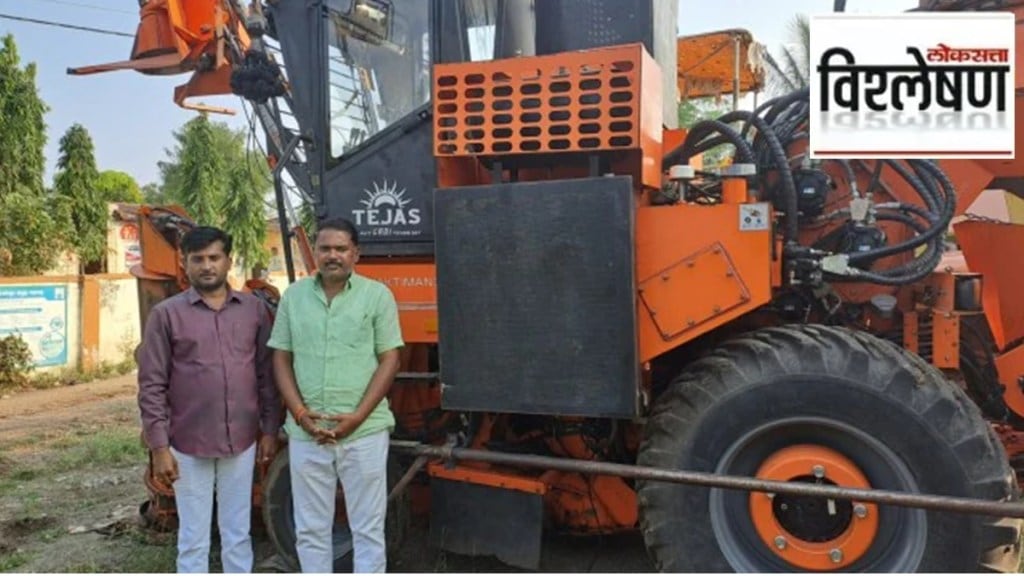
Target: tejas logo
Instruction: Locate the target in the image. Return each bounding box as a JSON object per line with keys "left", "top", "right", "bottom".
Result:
{"left": 352, "top": 180, "right": 421, "bottom": 227}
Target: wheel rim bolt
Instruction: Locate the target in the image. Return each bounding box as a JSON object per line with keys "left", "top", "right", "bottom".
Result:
{"left": 854, "top": 503, "right": 867, "bottom": 518}
{"left": 830, "top": 549, "right": 843, "bottom": 563}
{"left": 812, "top": 464, "right": 826, "bottom": 478}
{"left": 774, "top": 536, "right": 786, "bottom": 549}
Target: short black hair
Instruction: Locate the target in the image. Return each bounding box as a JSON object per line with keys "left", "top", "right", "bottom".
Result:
{"left": 181, "top": 226, "right": 233, "bottom": 256}
{"left": 316, "top": 217, "right": 359, "bottom": 246}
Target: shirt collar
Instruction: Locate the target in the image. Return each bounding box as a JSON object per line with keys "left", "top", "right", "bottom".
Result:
{"left": 185, "top": 285, "right": 242, "bottom": 306}
{"left": 314, "top": 271, "right": 356, "bottom": 292}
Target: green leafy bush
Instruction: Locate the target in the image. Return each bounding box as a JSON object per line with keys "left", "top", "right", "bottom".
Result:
{"left": 0, "top": 334, "right": 33, "bottom": 389}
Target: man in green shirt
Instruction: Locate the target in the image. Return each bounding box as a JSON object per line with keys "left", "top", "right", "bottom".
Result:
{"left": 268, "top": 217, "right": 403, "bottom": 573}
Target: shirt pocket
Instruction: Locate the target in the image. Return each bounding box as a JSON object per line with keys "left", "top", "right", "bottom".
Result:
{"left": 227, "top": 318, "right": 257, "bottom": 359}
{"left": 336, "top": 309, "right": 373, "bottom": 350}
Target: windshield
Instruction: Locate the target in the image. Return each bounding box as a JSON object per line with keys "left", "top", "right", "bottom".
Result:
{"left": 325, "top": 0, "right": 430, "bottom": 157}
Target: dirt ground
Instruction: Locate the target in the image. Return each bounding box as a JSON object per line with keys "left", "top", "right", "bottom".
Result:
{"left": 0, "top": 373, "right": 653, "bottom": 573}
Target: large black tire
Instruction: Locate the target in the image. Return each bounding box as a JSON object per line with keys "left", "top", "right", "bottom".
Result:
{"left": 636, "top": 324, "right": 1022, "bottom": 572}
{"left": 261, "top": 442, "right": 410, "bottom": 572}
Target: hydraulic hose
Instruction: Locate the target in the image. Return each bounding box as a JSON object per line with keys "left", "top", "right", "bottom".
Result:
{"left": 671, "top": 119, "right": 757, "bottom": 165}
{"left": 715, "top": 109, "right": 800, "bottom": 242}
{"left": 846, "top": 160, "right": 950, "bottom": 265}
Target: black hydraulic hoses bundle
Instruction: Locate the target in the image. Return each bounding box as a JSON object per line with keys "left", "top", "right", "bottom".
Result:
{"left": 659, "top": 85, "right": 957, "bottom": 288}
{"left": 715, "top": 108, "right": 800, "bottom": 242}
{"left": 846, "top": 160, "right": 948, "bottom": 265}
{"left": 669, "top": 119, "right": 757, "bottom": 165}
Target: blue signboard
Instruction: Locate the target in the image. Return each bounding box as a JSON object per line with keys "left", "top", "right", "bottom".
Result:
{"left": 0, "top": 285, "right": 69, "bottom": 367}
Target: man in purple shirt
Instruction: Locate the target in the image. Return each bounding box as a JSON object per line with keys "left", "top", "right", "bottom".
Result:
{"left": 137, "top": 226, "right": 281, "bottom": 573}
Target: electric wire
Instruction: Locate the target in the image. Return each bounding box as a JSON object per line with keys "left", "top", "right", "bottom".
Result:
{"left": 25, "top": 0, "right": 136, "bottom": 16}
{"left": 0, "top": 12, "right": 133, "bottom": 37}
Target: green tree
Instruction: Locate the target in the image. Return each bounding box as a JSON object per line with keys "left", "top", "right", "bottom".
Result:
{"left": 95, "top": 170, "right": 143, "bottom": 203}
{"left": 53, "top": 123, "right": 107, "bottom": 270}
{"left": 140, "top": 182, "right": 164, "bottom": 204}
{"left": 222, "top": 149, "right": 271, "bottom": 271}
{"left": 0, "top": 33, "right": 64, "bottom": 275}
{"left": 765, "top": 14, "right": 810, "bottom": 96}
{"left": 0, "top": 34, "right": 47, "bottom": 199}
{"left": 157, "top": 114, "right": 273, "bottom": 275}
{"left": 164, "top": 114, "right": 225, "bottom": 226}
{"left": 0, "top": 192, "right": 66, "bottom": 275}
{"left": 299, "top": 200, "right": 317, "bottom": 241}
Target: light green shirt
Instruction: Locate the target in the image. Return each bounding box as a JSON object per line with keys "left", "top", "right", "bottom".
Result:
{"left": 267, "top": 271, "right": 404, "bottom": 443}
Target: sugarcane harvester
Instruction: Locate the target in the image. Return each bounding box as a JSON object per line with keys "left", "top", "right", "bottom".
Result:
{"left": 68, "top": 0, "right": 1024, "bottom": 571}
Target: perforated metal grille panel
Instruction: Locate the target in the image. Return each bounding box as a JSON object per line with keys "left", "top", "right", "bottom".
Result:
{"left": 433, "top": 45, "right": 646, "bottom": 157}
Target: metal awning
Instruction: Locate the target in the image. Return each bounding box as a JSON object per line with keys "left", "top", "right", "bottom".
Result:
{"left": 676, "top": 28, "right": 766, "bottom": 101}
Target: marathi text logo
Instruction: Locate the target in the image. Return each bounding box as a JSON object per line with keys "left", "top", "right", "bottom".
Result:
{"left": 817, "top": 43, "right": 1010, "bottom": 114}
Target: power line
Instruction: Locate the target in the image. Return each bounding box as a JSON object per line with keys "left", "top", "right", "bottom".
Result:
{"left": 0, "top": 12, "right": 134, "bottom": 38}
{"left": 27, "top": 0, "right": 136, "bottom": 16}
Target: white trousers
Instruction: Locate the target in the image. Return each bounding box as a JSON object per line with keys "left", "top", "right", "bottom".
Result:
{"left": 289, "top": 431, "right": 390, "bottom": 573}
{"left": 171, "top": 443, "right": 256, "bottom": 573}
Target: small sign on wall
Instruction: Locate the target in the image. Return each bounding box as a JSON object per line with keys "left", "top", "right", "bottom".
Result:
{"left": 0, "top": 285, "right": 69, "bottom": 367}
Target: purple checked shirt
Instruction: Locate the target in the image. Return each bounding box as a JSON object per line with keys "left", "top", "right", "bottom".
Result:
{"left": 137, "top": 287, "right": 281, "bottom": 458}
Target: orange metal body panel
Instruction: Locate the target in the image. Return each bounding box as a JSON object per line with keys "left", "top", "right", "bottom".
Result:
{"left": 68, "top": 0, "right": 249, "bottom": 114}
{"left": 635, "top": 202, "right": 774, "bottom": 363}
{"left": 134, "top": 205, "right": 191, "bottom": 287}
{"left": 994, "top": 345, "right": 1024, "bottom": 421}
{"left": 432, "top": 43, "right": 663, "bottom": 190}
{"left": 538, "top": 472, "right": 637, "bottom": 533}
{"left": 903, "top": 311, "right": 919, "bottom": 355}
{"left": 358, "top": 262, "right": 438, "bottom": 344}
{"left": 954, "top": 221, "right": 1024, "bottom": 350}
{"left": 427, "top": 462, "right": 547, "bottom": 496}
{"left": 931, "top": 312, "right": 960, "bottom": 369}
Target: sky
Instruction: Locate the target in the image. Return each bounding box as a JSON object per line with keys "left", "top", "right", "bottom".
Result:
{"left": 0, "top": 0, "right": 918, "bottom": 188}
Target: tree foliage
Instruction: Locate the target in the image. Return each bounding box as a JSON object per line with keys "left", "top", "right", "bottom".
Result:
{"left": 299, "top": 200, "right": 317, "bottom": 242}
{"left": 157, "top": 114, "right": 272, "bottom": 272}
{"left": 163, "top": 114, "right": 225, "bottom": 226}
{"left": 53, "top": 123, "right": 107, "bottom": 269}
{"left": 95, "top": 170, "right": 143, "bottom": 203}
{"left": 140, "top": 182, "right": 163, "bottom": 204}
{"left": 222, "top": 148, "right": 271, "bottom": 270}
{"left": 0, "top": 34, "right": 47, "bottom": 199}
{"left": 0, "top": 33, "right": 64, "bottom": 275}
{"left": 0, "top": 191, "right": 67, "bottom": 275}
{"left": 677, "top": 97, "right": 733, "bottom": 167}
{"left": 765, "top": 14, "right": 810, "bottom": 97}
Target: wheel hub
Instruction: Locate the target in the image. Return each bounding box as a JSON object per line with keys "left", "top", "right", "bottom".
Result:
{"left": 749, "top": 444, "right": 879, "bottom": 571}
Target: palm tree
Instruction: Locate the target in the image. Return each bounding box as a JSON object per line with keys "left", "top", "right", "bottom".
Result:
{"left": 764, "top": 14, "right": 810, "bottom": 97}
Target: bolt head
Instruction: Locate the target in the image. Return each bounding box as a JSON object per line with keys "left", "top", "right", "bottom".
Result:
{"left": 830, "top": 549, "right": 843, "bottom": 563}
{"left": 813, "top": 464, "right": 826, "bottom": 478}
{"left": 774, "top": 536, "right": 786, "bottom": 549}
{"left": 854, "top": 504, "right": 867, "bottom": 518}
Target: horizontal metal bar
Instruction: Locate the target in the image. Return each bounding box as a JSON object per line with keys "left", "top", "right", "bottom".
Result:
{"left": 395, "top": 371, "right": 439, "bottom": 380}
{"left": 390, "top": 440, "right": 1024, "bottom": 519}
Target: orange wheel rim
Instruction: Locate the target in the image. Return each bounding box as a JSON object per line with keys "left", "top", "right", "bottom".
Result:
{"left": 749, "top": 444, "right": 879, "bottom": 571}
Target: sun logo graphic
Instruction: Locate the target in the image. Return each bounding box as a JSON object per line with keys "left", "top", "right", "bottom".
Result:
{"left": 352, "top": 179, "right": 421, "bottom": 227}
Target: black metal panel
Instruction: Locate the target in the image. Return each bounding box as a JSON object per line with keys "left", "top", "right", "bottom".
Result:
{"left": 535, "top": 0, "right": 654, "bottom": 55}
{"left": 265, "top": 1, "right": 319, "bottom": 147}
{"left": 429, "top": 477, "right": 544, "bottom": 570}
{"left": 434, "top": 176, "right": 640, "bottom": 418}
{"left": 322, "top": 107, "right": 436, "bottom": 256}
